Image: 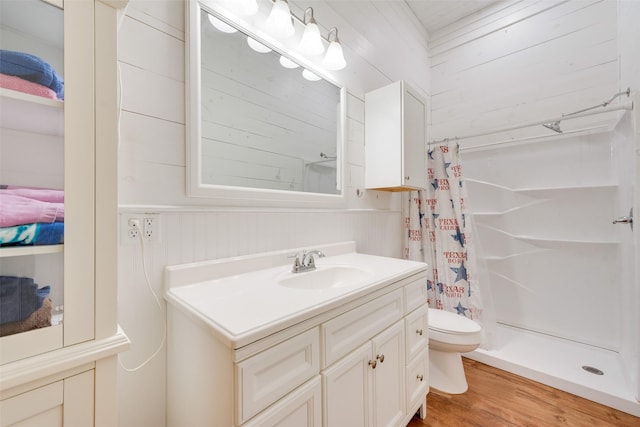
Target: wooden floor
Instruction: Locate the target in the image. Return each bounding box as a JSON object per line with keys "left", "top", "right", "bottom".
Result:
{"left": 407, "top": 358, "right": 640, "bottom": 427}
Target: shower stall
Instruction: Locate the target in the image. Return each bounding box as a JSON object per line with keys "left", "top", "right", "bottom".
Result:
{"left": 457, "top": 96, "right": 639, "bottom": 416}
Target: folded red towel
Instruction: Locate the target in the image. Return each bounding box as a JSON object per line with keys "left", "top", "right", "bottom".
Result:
{"left": 0, "top": 73, "right": 57, "bottom": 100}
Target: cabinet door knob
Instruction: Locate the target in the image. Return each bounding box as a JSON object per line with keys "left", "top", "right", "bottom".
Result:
{"left": 404, "top": 176, "right": 410, "bottom": 180}
{"left": 368, "top": 360, "right": 377, "bottom": 369}
{"left": 376, "top": 354, "right": 385, "bottom": 363}
{"left": 416, "top": 374, "right": 424, "bottom": 382}
{"left": 416, "top": 328, "right": 423, "bottom": 336}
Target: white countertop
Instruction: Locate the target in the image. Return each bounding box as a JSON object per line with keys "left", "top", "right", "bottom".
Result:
{"left": 165, "top": 243, "right": 427, "bottom": 348}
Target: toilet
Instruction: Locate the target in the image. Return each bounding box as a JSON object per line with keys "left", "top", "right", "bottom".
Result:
{"left": 428, "top": 308, "right": 482, "bottom": 394}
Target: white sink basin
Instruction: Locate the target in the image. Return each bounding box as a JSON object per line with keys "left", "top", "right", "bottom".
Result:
{"left": 277, "top": 265, "right": 373, "bottom": 290}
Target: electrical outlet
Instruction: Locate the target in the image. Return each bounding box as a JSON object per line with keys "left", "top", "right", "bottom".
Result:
{"left": 121, "top": 214, "right": 161, "bottom": 245}
{"left": 127, "top": 217, "right": 141, "bottom": 241}
{"left": 143, "top": 216, "right": 159, "bottom": 242}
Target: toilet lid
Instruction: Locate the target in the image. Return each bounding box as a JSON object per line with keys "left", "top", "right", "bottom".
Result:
{"left": 428, "top": 308, "right": 481, "bottom": 334}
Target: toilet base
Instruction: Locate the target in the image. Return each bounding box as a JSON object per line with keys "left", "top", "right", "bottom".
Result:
{"left": 429, "top": 348, "right": 469, "bottom": 394}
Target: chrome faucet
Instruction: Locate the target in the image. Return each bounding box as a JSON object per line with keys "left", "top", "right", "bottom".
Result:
{"left": 291, "top": 250, "right": 325, "bottom": 273}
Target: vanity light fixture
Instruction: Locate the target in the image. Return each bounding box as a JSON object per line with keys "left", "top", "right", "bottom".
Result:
{"left": 217, "top": 0, "right": 348, "bottom": 71}
{"left": 322, "top": 27, "right": 346, "bottom": 70}
{"left": 298, "top": 8, "right": 325, "bottom": 55}
{"left": 279, "top": 55, "right": 300, "bottom": 69}
{"left": 208, "top": 14, "right": 238, "bottom": 33}
{"left": 247, "top": 36, "right": 272, "bottom": 53}
{"left": 266, "top": 0, "right": 295, "bottom": 38}
{"left": 302, "top": 69, "right": 321, "bottom": 81}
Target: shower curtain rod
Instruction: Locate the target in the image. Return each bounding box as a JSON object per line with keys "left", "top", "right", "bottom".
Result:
{"left": 429, "top": 98, "right": 634, "bottom": 146}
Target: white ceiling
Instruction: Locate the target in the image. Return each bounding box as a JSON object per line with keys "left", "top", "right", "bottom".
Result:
{"left": 405, "top": 0, "right": 502, "bottom": 35}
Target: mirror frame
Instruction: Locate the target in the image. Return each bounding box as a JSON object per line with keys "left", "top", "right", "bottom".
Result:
{"left": 186, "top": 0, "right": 347, "bottom": 208}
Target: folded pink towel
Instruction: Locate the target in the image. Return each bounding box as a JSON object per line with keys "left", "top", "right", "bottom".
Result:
{"left": 1, "top": 187, "right": 64, "bottom": 203}
{"left": 0, "top": 73, "right": 58, "bottom": 100}
{"left": 0, "top": 194, "right": 64, "bottom": 228}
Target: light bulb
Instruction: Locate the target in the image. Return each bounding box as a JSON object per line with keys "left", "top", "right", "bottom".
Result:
{"left": 302, "top": 69, "right": 321, "bottom": 81}
{"left": 247, "top": 36, "right": 272, "bottom": 53}
{"left": 266, "top": 0, "right": 294, "bottom": 38}
{"left": 323, "top": 40, "right": 346, "bottom": 70}
{"left": 207, "top": 15, "right": 237, "bottom": 33}
{"left": 299, "top": 21, "right": 325, "bottom": 56}
{"left": 279, "top": 56, "right": 299, "bottom": 69}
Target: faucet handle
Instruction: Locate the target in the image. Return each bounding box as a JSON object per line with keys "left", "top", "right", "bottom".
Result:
{"left": 288, "top": 252, "right": 303, "bottom": 273}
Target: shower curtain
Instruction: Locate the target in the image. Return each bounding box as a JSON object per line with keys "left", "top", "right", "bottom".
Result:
{"left": 402, "top": 141, "right": 491, "bottom": 345}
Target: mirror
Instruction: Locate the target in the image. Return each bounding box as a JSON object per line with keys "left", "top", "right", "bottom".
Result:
{"left": 187, "top": 0, "right": 346, "bottom": 207}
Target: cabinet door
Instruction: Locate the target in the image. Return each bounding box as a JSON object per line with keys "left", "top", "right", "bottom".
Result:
{"left": 0, "top": 370, "right": 94, "bottom": 427}
{"left": 371, "top": 320, "right": 405, "bottom": 427}
{"left": 402, "top": 86, "right": 427, "bottom": 190}
{"left": 0, "top": 0, "right": 97, "bottom": 364}
{"left": 0, "top": 381, "right": 63, "bottom": 427}
{"left": 0, "top": 0, "right": 65, "bottom": 363}
{"left": 364, "top": 80, "right": 427, "bottom": 191}
{"left": 322, "top": 342, "right": 372, "bottom": 427}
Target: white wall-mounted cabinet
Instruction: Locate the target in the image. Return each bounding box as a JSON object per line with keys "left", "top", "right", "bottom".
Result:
{"left": 0, "top": 1, "right": 128, "bottom": 425}
{"left": 365, "top": 81, "right": 428, "bottom": 191}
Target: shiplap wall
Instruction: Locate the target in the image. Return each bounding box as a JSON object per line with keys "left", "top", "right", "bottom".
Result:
{"left": 116, "top": 1, "right": 429, "bottom": 426}
{"left": 430, "top": 0, "right": 620, "bottom": 141}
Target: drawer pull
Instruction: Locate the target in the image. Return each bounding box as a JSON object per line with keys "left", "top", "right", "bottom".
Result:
{"left": 368, "top": 360, "right": 377, "bottom": 369}
{"left": 416, "top": 329, "right": 423, "bottom": 336}
{"left": 416, "top": 374, "right": 424, "bottom": 382}
{"left": 376, "top": 354, "right": 385, "bottom": 363}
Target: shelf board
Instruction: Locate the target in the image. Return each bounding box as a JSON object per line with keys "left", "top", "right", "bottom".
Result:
{"left": 515, "top": 184, "right": 617, "bottom": 197}
{"left": 514, "top": 236, "right": 619, "bottom": 245}
{"left": 0, "top": 244, "right": 64, "bottom": 258}
{"left": 0, "top": 88, "right": 62, "bottom": 108}
{"left": 0, "top": 88, "right": 64, "bottom": 136}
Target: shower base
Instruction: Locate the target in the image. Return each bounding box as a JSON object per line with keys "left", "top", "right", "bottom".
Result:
{"left": 466, "top": 323, "right": 640, "bottom": 417}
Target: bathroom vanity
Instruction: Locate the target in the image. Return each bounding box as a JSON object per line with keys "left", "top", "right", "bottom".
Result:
{"left": 165, "top": 242, "right": 429, "bottom": 427}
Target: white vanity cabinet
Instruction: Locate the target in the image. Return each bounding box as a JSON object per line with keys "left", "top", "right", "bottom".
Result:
{"left": 0, "top": 1, "right": 129, "bottom": 425}
{"left": 166, "top": 244, "right": 430, "bottom": 427}
{"left": 365, "top": 80, "right": 428, "bottom": 191}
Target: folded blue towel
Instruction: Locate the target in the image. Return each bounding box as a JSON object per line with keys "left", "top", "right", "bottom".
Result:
{"left": 0, "top": 222, "right": 64, "bottom": 246}
{"left": 0, "top": 276, "right": 51, "bottom": 324}
{"left": 0, "top": 50, "right": 64, "bottom": 99}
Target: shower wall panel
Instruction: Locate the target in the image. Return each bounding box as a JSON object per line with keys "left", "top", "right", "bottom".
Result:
{"left": 462, "top": 130, "right": 629, "bottom": 352}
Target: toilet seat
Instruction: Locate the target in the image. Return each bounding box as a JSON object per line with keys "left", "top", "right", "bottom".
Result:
{"left": 428, "top": 308, "right": 481, "bottom": 348}
{"left": 428, "top": 308, "right": 481, "bottom": 334}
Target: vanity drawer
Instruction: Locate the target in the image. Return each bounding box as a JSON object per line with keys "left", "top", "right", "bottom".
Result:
{"left": 321, "top": 289, "right": 403, "bottom": 367}
{"left": 406, "top": 347, "right": 429, "bottom": 414}
{"left": 405, "top": 305, "right": 428, "bottom": 363}
{"left": 404, "top": 277, "right": 427, "bottom": 314}
{"left": 236, "top": 327, "right": 320, "bottom": 424}
{"left": 242, "top": 376, "right": 321, "bottom": 427}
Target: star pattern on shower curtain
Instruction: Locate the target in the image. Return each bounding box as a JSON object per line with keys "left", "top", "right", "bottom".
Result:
{"left": 402, "top": 141, "right": 485, "bottom": 328}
